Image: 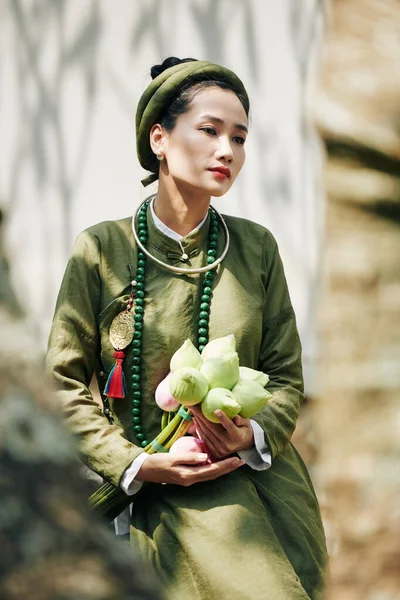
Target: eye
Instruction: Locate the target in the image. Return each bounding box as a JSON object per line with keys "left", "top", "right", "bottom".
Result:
{"left": 233, "top": 136, "right": 246, "bottom": 145}
{"left": 200, "top": 127, "right": 217, "bottom": 136}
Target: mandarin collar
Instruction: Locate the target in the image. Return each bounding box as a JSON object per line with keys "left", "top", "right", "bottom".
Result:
{"left": 142, "top": 203, "right": 212, "bottom": 259}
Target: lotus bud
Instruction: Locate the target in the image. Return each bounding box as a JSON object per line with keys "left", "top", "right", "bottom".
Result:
{"left": 155, "top": 373, "right": 181, "bottom": 412}
{"left": 170, "top": 339, "right": 203, "bottom": 372}
{"left": 201, "top": 334, "right": 236, "bottom": 361}
{"left": 201, "top": 388, "right": 241, "bottom": 423}
{"left": 200, "top": 352, "right": 239, "bottom": 390}
{"left": 231, "top": 379, "right": 272, "bottom": 418}
{"left": 169, "top": 436, "right": 210, "bottom": 463}
{"left": 168, "top": 367, "right": 209, "bottom": 406}
{"left": 239, "top": 366, "right": 270, "bottom": 387}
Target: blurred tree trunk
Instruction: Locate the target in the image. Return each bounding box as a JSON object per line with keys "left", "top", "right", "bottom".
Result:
{"left": 313, "top": 1, "right": 400, "bottom": 598}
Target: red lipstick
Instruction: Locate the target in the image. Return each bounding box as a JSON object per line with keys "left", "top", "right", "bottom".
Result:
{"left": 209, "top": 166, "right": 231, "bottom": 179}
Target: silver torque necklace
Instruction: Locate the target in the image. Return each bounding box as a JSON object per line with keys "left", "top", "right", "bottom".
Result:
{"left": 132, "top": 194, "right": 230, "bottom": 275}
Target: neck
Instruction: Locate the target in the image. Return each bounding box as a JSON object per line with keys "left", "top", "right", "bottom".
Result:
{"left": 153, "top": 178, "right": 211, "bottom": 237}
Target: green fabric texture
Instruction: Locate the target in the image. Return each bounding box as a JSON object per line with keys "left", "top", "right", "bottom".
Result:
{"left": 46, "top": 207, "right": 328, "bottom": 599}
{"left": 135, "top": 61, "right": 249, "bottom": 185}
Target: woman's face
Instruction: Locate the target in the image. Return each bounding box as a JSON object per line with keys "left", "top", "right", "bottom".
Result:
{"left": 155, "top": 87, "right": 248, "bottom": 197}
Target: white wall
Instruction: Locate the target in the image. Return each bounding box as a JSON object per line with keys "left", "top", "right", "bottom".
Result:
{"left": 0, "top": 0, "right": 325, "bottom": 388}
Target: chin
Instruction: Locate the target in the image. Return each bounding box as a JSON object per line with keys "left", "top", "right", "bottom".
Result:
{"left": 210, "top": 186, "right": 230, "bottom": 197}
{"left": 174, "top": 174, "right": 232, "bottom": 197}
{"left": 202, "top": 178, "right": 233, "bottom": 197}
{"left": 208, "top": 182, "right": 232, "bottom": 197}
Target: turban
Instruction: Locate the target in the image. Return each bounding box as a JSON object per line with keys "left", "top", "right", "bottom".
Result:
{"left": 135, "top": 61, "right": 249, "bottom": 186}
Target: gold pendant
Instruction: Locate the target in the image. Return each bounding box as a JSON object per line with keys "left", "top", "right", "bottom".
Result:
{"left": 109, "top": 311, "right": 135, "bottom": 350}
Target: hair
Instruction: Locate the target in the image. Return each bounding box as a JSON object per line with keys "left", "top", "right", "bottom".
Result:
{"left": 148, "top": 56, "right": 250, "bottom": 173}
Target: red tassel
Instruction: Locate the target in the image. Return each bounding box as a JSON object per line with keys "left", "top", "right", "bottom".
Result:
{"left": 104, "top": 351, "right": 126, "bottom": 399}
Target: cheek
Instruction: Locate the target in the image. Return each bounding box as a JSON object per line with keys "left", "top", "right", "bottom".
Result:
{"left": 167, "top": 134, "right": 211, "bottom": 180}
{"left": 238, "top": 146, "right": 246, "bottom": 164}
{"left": 170, "top": 130, "right": 203, "bottom": 159}
{"left": 233, "top": 148, "right": 246, "bottom": 176}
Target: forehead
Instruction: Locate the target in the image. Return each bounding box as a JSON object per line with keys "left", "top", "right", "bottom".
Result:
{"left": 183, "top": 87, "right": 248, "bottom": 125}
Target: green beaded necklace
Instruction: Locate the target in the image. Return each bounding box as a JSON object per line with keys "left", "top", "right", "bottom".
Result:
{"left": 129, "top": 200, "right": 220, "bottom": 448}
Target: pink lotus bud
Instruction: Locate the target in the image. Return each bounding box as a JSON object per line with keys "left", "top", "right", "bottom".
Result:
{"left": 169, "top": 436, "right": 211, "bottom": 462}
{"left": 155, "top": 373, "right": 181, "bottom": 412}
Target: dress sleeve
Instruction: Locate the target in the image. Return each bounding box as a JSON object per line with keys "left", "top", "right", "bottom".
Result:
{"left": 252, "top": 234, "right": 304, "bottom": 461}
{"left": 45, "top": 230, "right": 144, "bottom": 486}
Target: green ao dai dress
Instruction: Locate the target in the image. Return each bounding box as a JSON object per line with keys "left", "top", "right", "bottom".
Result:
{"left": 46, "top": 206, "right": 328, "bottom": 600}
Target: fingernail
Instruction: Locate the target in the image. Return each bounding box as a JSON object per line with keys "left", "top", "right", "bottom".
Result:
{"left": 214, "top": 410, "right": 222, "bottom": 416}
{"left": 197, "top": 453, "right": 208, "bottom": 460}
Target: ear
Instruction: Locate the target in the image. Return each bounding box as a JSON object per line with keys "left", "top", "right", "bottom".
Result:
{"left": 149, "top": 123, "right": 168, "bottom": 157}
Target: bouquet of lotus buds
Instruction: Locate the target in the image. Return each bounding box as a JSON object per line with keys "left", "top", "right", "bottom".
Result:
{"left": 89, "top": 334, "right": 271, "bottom": 521}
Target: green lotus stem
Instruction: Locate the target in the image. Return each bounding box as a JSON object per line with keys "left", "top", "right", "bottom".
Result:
{"left": 164, "top": 419, "right": 192, "bottom": 450}
{"left": 144, "top": 410, "right": 186, "bottom": 450}
{"left": 89, "top": 406, "right": 192, "bottom": 520}
{"left": 89, "top": 481, "right": 133, "bottom": 522}
{"left": 156, "top": 408, "right": 192, "bottom": 449}
{"left": 90, "top": 488, "right": 135, "bottom": 522}
{"left": 89, "top": 482, "right": 120, "bottom": 508}
{"left": 144, "top": 414, "right": 183, "bottom": 455}
{"left": 161, "top": 410, "right": 168, "bottom": 431}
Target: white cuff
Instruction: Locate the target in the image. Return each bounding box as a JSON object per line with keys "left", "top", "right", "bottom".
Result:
{"left": 114, "top": 454, "right": 149, "bottom": 535}
{"left": 120, "top": 452, "right": 150, "bottom": 496}
{"left": 237, "top": 420, "right": 272, "bottom": 471}
{"left": 114, "top": 507, "right": 132, "bottom": 535}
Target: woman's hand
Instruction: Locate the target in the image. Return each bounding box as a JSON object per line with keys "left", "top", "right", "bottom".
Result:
{"left": 190, "top": 405, "right": 254, "bottom": 461}
{"left": 135, "top": 452, "right": 244, "bottom": 486}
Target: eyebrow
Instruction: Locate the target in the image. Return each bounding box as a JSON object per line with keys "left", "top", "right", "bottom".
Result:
{"left": 199, "top": 114, "right": 248, "bottom": 133}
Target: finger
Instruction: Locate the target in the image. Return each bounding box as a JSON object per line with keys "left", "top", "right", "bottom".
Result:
{"left": 214, "top": 409, "right": 237, "bottom": 433}
{"left": 170, "top": 452, "right": 209, "bottom": 466}
{"left": 193, "top": 427, "right": 220, "bottom": 460}
{"left": 189, "top": 405, "right": 202, "bottom": 417}
{"left": 187, "top": 421, "right": 198, "bottom": 436}
{"left": 191, "top": 420, "right": 214, "bottom": 451}
{"left": 193, "top": 417, "right": 220, "bottom": 448}
{"left": 195, "top": 416, "right": 235, "bottom": 456}
{"left": 191, "top": 410, "right": 217, "bottom": 431}
{"left": 193, "top": 457, "right": 244, "bottom": 481}
{"left": 193, "top": 417, "right": 236, "bottom": 460}
{"left": 194, "top": 411, "right": 223, "bottom": 435}
{"left": 233, "top": 415, "right": 250, "bottom": 427}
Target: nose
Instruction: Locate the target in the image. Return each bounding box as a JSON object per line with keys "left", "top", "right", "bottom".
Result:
{"left": 215, "top": 135, "right": 233, "bottom": 163}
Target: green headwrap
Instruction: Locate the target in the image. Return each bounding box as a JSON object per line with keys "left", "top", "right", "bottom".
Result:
{"left": 136, "top": 60, "right": 249, "bottom": 186}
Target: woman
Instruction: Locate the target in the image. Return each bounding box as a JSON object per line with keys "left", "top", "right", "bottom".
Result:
{"left": 46, "top": 57, "right": 328, "bottom": 599}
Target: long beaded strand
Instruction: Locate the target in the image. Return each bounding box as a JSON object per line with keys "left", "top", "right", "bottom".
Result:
{"left": 130, "top": 203, "right": 219, "bottom": 447}
{"left": 130, "top": 203, "right": 149, "bottom": 447}
{"left": 198, "top": 210, "right": 218, "bottom": 351}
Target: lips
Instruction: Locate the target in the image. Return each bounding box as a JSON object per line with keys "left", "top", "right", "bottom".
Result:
{"left": 209, "top": 166, "right": 231, "bottom": 178}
